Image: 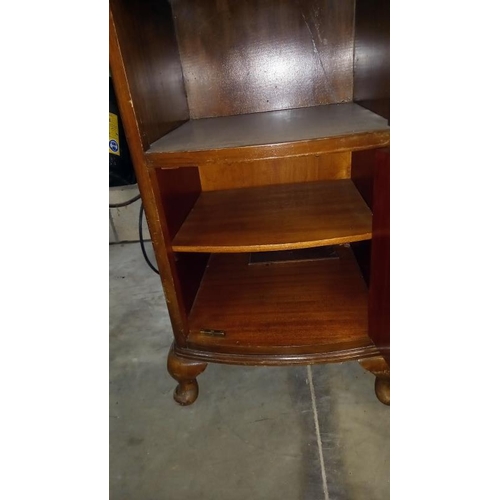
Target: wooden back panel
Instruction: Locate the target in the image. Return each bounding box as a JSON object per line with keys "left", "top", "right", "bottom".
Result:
{"left": 110, "top": 0, "right": 189, "bottom": 150}
{"left": 198, "top": 152, "right": 351, "bottom": 191}
{"left": 353, "top": 0, "right": 390, "bottom": 119}
{"left": 171, "top": 0, "right": 355, "bottom": 118}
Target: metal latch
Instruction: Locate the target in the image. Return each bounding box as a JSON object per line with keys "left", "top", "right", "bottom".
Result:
{"left": 200, "top": 328, "right": 226, "bottom": 337}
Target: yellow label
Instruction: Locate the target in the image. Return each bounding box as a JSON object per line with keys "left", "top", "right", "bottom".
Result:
{"left": 109, "top": 112, "right": 120, "bottom": 156}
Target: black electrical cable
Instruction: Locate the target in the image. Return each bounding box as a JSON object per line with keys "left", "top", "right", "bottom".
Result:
{"left": 139, "top": 203, "right": 160, "bottom": 275}
{"left": 109, "top": 193, "right": 141, "bottom": 208}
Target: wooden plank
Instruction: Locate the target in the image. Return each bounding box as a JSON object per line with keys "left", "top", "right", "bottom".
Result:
{"left": 172, "top": 179, "right": 372, "bottom": 253}
{"left": 198, "top": 152, "right": 351, "bottom": 191}
{"left": 187, "top": 246, "right": 371, "bottom": 355}
{"left": 148, "top": 103, "right": 388, "bottom": 154}
{"left": 110, "top": 0, "right": 189, "bottom": 150}
{"left": 171, "top": 0, "right": 354, "bottom": 118}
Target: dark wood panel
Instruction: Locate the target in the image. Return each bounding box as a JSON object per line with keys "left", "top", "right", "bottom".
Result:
{"left": 171, "top": 0, "right": 355, "bottom": 118}
{"left": 369, "top": 149, "right": 390, "bottom": 362}
{"left": 174, "top": 252, "right": 210, "bottom": 315}
{"left": 110, "top": 0, "right": 189, "bottom": 150}
{"left": 350, "top": 148, "right": 378, "bottom": 285}
{"left": 351, "top": 148, "right": 378, "bottom": 209}
{"left": 353, "top": 0, "right": 390, "bottom": 119}
{"left": 187, "top": 246, "right": 371, "bottom": 355}
{"left": 154, "top": 167, "right": 201, "bottom": 239}
{"left": 172, "top": 180, "right": 373, "bottom": 253}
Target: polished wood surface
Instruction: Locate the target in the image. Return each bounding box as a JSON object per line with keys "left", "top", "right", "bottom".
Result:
{"left": 354, "top": 0, "right": 390, "bottom": 120}
{"left": 110, "top": 0, "right": 390, "bottom": 405}
{"left": 198, "top": 152, "right": 351, "bottom": 191}
{"left": 148, "top": 103, "right": 388, "bottom": 154}
{"left": 172, "top": 180, "right": 372, "bottom": 253}
{"left": 174, "top": 343, "right": 380, "bottom": 366}
{"left": 109, "top": 0, "right": 188, "bottom": 150}
{"left": 351, "top": 148, "right": 390, "bottom": 362}
{"left": 187, "top": 246, "right": 371, "bottom": 355}
{"left": 171, "top": 0, "right": 354, "bottom": 118}
{"left": 368, "top": 149, "right": 390, "bottom": 362}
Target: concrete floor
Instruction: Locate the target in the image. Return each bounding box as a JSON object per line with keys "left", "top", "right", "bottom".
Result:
{"left": 110, "top": 242, "right": 390, "bottom": 500}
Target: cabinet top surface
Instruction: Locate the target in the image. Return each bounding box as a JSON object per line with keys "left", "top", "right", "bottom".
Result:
{"left": 147, "top": 103, "right": 389, "bottom": 154}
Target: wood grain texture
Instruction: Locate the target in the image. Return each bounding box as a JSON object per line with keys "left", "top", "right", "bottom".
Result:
{"left": 198, "top": 152, "right": 351, "bottom": 191}
{"left": 110, "top": 0, "right": 189, "bottom": 150}
{"left": 187, "top": 245, "right": 371, "bottom": 355}
{"left": 171, "top": 0, "right": 354, "bottom": 118}
{"left": 148, "top": 103, "right": 388, "bottom": 154}
{"left": 353, "top": 0, "right": 390, "bottom": 119}
{"left": 151, "top": 168, "right": 207, "bottom": 320}
{"left": 172, "top": 180, "right": 372, "bottom": 253}
{"left": 110, "top": 7, "right": 191, "bottom": 344}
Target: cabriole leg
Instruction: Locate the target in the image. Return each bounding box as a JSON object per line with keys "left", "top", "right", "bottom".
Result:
{"left": 167, "top": 347, "right": 207, "bottom": 406}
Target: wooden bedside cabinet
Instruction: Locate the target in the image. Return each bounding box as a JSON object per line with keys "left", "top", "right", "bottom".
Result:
{"left": 109, "top": 0, "right": 390, "bottom": 406}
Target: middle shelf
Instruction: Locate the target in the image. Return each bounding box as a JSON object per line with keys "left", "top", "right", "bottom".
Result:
{"left": 172, "top": 179, "right": 372, "bottom": 253}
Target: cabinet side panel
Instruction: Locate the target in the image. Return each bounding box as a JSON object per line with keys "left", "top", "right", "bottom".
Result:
{"left": 110, "top": 0, "right": 189, "bottom": 150}
{"left": 351, "top": 149, "right": 375, "bottom": 284}
{"left": 153, "top": 168, "right": 208, "bottom": 316}
{"left": 171, "top": 0, "right": 354, "bottom": 118}
{"left": 369, "top": 149, "right": 390, "bottom": 361}
{"left": 353, "top": 0, "right": 390, "bottom": 119}
{"left": 351, "top": 148, "right": 389, "bottom": 361}
{"left": 110, "top": 9, "right": 191, "bottom": 344}
{"left": 155, "top": 167, "right": 201, "bottom": 239}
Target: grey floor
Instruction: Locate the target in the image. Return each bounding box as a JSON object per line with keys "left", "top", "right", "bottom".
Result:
{"left": 110, "top": 243, "right": 389, "bottom": 500}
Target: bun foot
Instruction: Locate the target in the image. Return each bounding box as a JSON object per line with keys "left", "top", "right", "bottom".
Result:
{"left": 375, "top": 376, "right": 390, "bottom": 406}
{"left": 359, "top": 356, "right": 390, "bottom": 406}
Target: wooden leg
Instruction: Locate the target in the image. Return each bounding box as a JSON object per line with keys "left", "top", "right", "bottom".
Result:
{"left": 359, "top": 356, "right": 390, "bottom": 406}
{"left": 167, "top": 347, "right": 207, "bottom": 406}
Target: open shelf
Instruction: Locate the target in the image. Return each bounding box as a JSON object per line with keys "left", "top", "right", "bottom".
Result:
{"left": 187, "top": 245, "right": 373, "bottom": 356}
{"left": 172, "top": 179, "right": 372, "bottom": 253}
{"left": 146, "top": 103, "right": 389, "bottom": 166}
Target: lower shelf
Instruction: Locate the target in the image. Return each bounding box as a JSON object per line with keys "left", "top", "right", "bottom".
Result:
{"left": 187, "top": 245, "right": 374, "bottom": 357}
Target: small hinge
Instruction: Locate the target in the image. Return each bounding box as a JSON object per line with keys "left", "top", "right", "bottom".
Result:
{"left": 200, "top": 328, "right": 226, "bottom": 337}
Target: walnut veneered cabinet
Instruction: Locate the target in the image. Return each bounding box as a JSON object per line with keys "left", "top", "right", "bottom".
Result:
{"left": 109, "top": 0, "right": 390, "bottom": 406}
